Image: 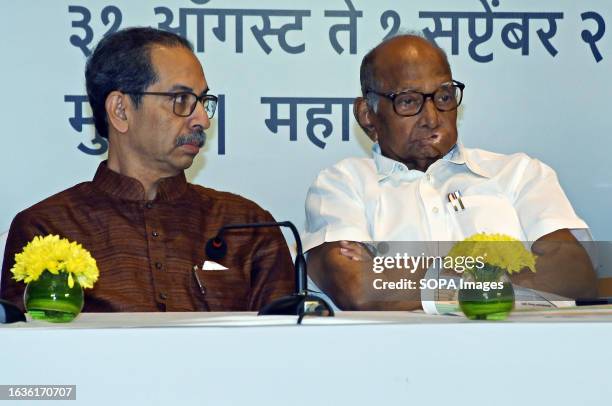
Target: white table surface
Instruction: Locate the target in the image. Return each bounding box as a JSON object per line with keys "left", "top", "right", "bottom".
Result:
{"left": 2, "top": 309, "right": 612, "bottom": 406}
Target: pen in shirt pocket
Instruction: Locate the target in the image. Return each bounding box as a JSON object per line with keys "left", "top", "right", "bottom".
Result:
{"left": 447, "top": 190, "right": 465, "bottom": 212}
{"left": 193, "top": 265, "right": 207, "bottom": 296}
{"left": 455, "top": 190, "right": 465, "bottom": 210}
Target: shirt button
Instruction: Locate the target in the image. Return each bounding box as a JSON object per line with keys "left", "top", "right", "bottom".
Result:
{"left": 159, "top": 293, "right": 167, "bottom": 300}
{"left": 145, "top": 202, "right": 154, "bottom": 209}
{"left": 152, "top": 231, "right": 159, "bottom": 237}
{"left": 432, "top": 206, "right": 439, "bottom": 214}
{"left": 426, "top": 174, "right": 433, "bottom": 182}
{"left": 155, "top": 262, "right": 163, "bottom": 270}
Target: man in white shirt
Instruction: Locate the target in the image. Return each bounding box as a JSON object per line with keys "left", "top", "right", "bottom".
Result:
{"left": 303, "top": 34, "right": 596, "bottom": 310}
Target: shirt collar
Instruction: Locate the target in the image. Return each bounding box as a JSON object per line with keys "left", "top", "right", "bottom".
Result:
{"left": 93, "top": 161, "right": 189, "bottom": 201}
{"left": 446, "top": 142, "right": 492, "bottom": 178}
{"left": 372, "top": 143, "right": 399, "bottom": 181}
{"left": 372, "top": 141, "right": 491, "bottom": 181}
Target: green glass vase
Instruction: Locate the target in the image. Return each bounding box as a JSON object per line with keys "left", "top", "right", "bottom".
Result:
{"left": 458, "top": 265, "right": 514, "bottom": 320}
{"left": 24, "top": 270, "right": 84, "bottom": 322}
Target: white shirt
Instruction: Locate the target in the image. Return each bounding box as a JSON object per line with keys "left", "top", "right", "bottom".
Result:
{"left": 303, "top": 142, "right": 588, "bottom": 252}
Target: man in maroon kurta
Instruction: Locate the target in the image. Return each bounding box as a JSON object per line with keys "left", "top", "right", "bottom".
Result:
{"left": 0, "top": 27, "right": 294, "bottom": 312}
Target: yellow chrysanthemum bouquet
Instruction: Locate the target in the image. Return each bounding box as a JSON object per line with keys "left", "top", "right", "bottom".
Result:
{"left": 11, "top": 234, "right": 99, "bottom": 322}
{"left": 447, "top": 232, "right": 537, "bottom": 274}
{"left": 447, "top": 233, "right": 537, "bottom": 320}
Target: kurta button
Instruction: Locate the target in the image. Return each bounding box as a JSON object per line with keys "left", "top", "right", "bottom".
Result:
{"left": 152, "top": 231, "right": 159, "bottom": 237}
{"left": 155, "top": 262, "right": 162, "bottom": 269}
{"left": 432, "top": 207, "right": 439, "bottom": 214}
{"left": 159, "top": 293, "right": 167, "bottom": 300}
{"left": 145, "top": 202, "right": 153, "bottom": 209}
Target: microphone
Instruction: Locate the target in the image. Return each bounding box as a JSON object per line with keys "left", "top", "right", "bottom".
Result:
{"left": 205, "top": 236, "right": 227, "bottom": 261}
{"left": 0, "top": 299, "right": 26, "bottom": 324}
{"left": 205, "top": 221, "right": 334, "bottom": 321}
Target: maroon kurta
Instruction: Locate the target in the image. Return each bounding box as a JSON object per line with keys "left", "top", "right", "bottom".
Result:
{"left": 1, "top": 162, "right": 295, "bottom": 312}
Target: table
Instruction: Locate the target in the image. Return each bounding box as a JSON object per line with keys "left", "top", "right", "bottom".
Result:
{"left": 2, "top": 309, "right": 612, "bottom": 405}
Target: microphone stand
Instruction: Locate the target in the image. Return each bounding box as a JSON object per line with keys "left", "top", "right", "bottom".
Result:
{"left": 206, "top": 221, "right": 334, "bottom": 322}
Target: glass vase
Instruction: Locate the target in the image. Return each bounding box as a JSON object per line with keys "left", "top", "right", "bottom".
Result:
{"left": 458, "top": 265, "right": 514, "bottom": 320}
{"left": 24, "top": 270, "right": 84, "bottom": 322}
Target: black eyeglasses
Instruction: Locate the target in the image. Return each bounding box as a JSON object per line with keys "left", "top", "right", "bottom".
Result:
{"left": 124, "top": 91, "right": 218, "bottom": 118}
{"left": 367, "top": 80, "right": 465, "bottom": 117}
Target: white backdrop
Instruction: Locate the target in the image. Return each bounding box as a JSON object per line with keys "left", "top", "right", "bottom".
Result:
{"left": 0, "top": 0, "right": 610, "bottom": 241}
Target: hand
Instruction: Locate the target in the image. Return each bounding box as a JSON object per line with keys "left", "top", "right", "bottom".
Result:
{"left": 338, "top": 240, "right": 374, "bottom": 262}
{"left": 511, "top": 229, "right": 597, "bottom": 298}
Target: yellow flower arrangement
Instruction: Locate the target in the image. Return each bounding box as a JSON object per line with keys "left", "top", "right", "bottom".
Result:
{"left": 447, "top": 233, "right": 536, "bottom": 274}
{"left": 11, "top": 235, "right": 99, "bottom": 288}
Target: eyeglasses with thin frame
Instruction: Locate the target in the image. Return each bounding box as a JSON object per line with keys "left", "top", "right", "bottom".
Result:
{"left": 367, "top": 80, "right": 465, "bottom": 117}
{"left": 124, "top": 91, "right": 218, "bottom": 119}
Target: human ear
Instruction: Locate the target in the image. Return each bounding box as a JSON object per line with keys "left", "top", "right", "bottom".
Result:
{"left": 353, "top": 97, "right": 378, "bottom": 143}
{"left": 105, "top": 91, "right": 129, "bottom": 134}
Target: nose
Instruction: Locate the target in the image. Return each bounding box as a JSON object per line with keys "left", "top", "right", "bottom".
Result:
{"left": 418, "top": 97, "right": 439, "bottom": 129}
{"left": 190, "top": 99, "right": 211, "bottom": 130}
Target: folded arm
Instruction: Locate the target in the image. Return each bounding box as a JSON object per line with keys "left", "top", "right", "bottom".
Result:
{"left": 307, "top": 241, "right": 424, "bottom": 310}
{"left": 511, "top": 228, "right": 597, "bottom": 299}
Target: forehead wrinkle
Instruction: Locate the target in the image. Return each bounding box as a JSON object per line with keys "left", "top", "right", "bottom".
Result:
{"left": 375, "top": 49, "right": 450, "bottom": 92}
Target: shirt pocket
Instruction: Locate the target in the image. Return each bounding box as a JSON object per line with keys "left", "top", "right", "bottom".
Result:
{"left": 191, "top": 268, "right": 249, "bottom": 311}
{"left": 446, "top": 194, "right": 525, "bottom": 240}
